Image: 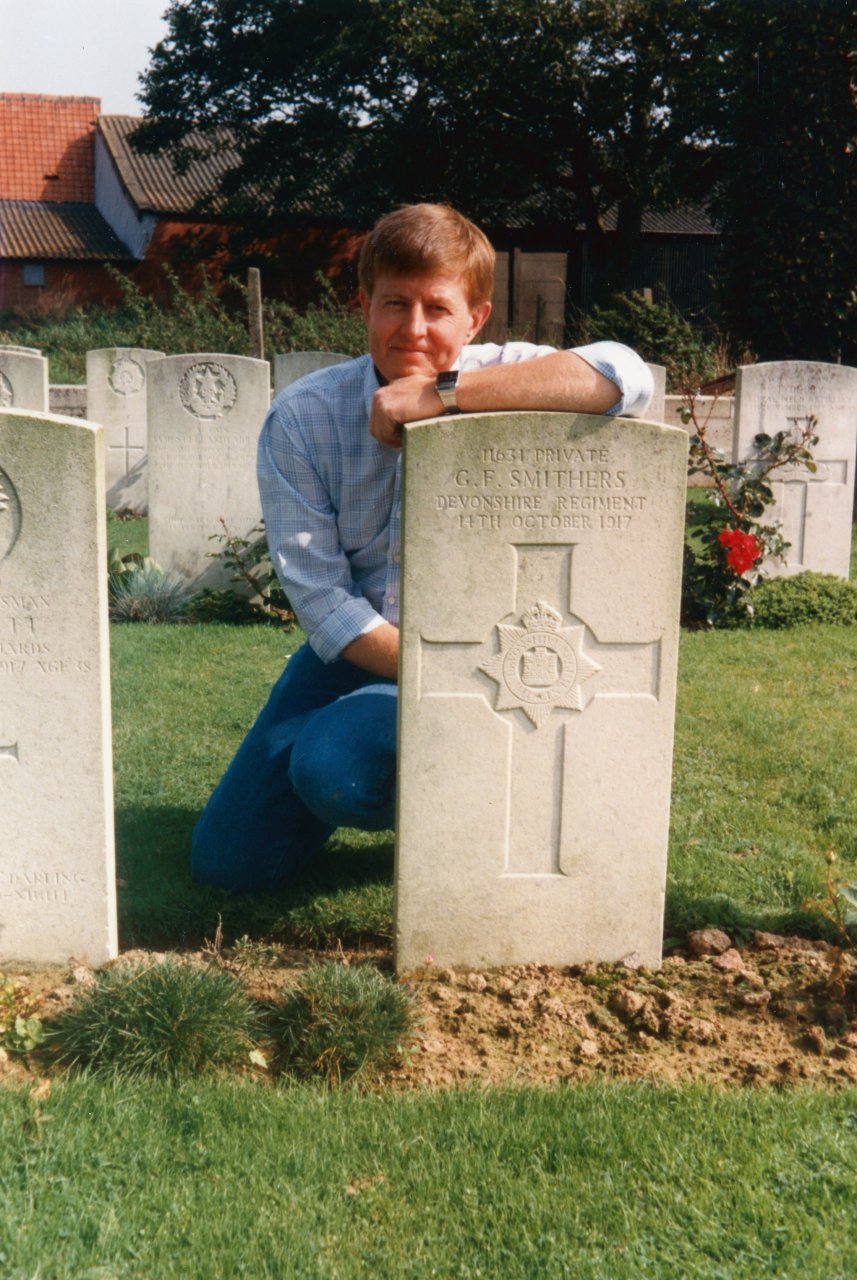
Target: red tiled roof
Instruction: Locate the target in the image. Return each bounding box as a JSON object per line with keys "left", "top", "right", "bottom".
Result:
{"left": 0, "top": 94, "right": 100, "bottom": 202}
{"left": 0, "top": 200, "right": 131, "bottom": 260}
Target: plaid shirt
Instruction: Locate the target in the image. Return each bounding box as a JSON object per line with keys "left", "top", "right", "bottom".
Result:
{"left": 258, "top": 341, "right": 653, "bottom": 663}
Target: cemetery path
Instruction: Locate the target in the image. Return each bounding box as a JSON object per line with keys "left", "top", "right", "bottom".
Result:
{"left": 2, "top": 931, "right": 855, "bottom": 1090}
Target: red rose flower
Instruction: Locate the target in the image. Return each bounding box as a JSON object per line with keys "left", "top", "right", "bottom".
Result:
{"left": 718, "top": 528, "right": 763, "bottom": 575}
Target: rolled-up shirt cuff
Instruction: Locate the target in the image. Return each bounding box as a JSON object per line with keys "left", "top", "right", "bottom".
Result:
{"left": 308, "top": 598, "right": 385, "bottom": 664}
{"left": 572, "top": 341, "right": 654, "bottom": 417}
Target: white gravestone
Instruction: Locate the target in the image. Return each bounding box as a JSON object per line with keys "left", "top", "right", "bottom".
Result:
{"left": 0, "top": 351, "right": 49, "bottom": 413}
{"left": 147, "top": 354, "right": 271, "bottom": 588}
{"left": 273, "top": 351, "right": 351, "bottom": 395}
{"left": 87, "top": 348, "right": 165, "bottom": 514}
{"left": 645, "top": 364, "right": 666, "bottom": 424}
{"left": 0, "top": 409, "right": 117, "bottom": 964}
{"left": 396, "top": 412, "right": 688, "bottom": 971}
{"left": 733, "top": 362, "right": 857, "bottom": 579}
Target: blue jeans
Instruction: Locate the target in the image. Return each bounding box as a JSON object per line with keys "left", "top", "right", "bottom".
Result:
{"left": 191, "top": 642, "right": 397, "bottom": 891}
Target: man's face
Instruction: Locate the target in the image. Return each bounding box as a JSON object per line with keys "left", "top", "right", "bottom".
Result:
{"left": 359, "top": 272, "right": 491, "bottom": 383}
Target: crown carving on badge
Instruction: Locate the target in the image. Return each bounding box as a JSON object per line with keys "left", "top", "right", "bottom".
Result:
{"left": 522, "top": 601, "right": 563, "bottom": 632}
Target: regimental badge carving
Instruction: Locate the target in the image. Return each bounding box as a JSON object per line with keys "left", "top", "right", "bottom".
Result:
{"left": 0, "top": 372, "right": 13, "bottom": 408}
{"left": 0, "top": 466, "right": 22, "bottom": 562}
{"left": 480, "top": 600, "right": 601, "bottom": 728}
{"left": 179, "top": 362, "right": 238, "bottom": 420}
{"left": 109, "top": 354, "right": 145, "bottom": 396}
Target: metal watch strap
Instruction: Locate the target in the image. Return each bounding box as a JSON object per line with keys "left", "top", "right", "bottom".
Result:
{"left": 436, "top": 369, "right": 461, "bottom": 414}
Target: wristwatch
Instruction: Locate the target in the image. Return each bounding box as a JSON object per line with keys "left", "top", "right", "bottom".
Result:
{"left": 435, "top": 369, "right": 461, "bottom": 415}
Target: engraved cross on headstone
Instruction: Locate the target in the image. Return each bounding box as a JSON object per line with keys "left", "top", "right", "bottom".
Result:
{"left": 419, "top": 544, "right": 661, "bottom": 876}
{"left": 0, "top": 741, "right": 19, "bottom": 764}
{"left": 108, "top": 427, "right": 146, "bottom": 477}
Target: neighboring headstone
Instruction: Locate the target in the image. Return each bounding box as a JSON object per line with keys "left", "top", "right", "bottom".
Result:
{"left": 0, "top": 408, "right": 117, "bottom": 964}
{"left": 87, "top": 348, "right": 164, "bottom": 513}
{"left": 49, "top": 385, "right": 87, "bottom": 420}
{"left": 396, "top": 411, "right": 688, "bottom": 972}
{"left": 147, "top": 354, "right": 271, "bottom": 587}
{"left": 273, "top": 351, "right": 351, "bottom": 395}
{"left": 645, "top": 364, "right": 666, "bottom": 424}
{"left": 0, "top": 350, "right": 49, "bottom": 413}
{"left": 665, "top": 394, "right": 735, "bottom": 487}
{"left": 733, "top": 361, "right": 857, "bottom": 578}
{"left": 0, "top": 345, "right": 41, "bottom": 356}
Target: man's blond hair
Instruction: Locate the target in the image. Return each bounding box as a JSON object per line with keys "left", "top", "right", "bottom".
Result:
{"left": 358, "top": 203, "right": 495, "bottom": 307}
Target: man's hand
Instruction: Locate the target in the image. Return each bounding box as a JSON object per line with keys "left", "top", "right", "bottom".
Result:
{"left": 369, "top": 375, "right": 444, "bottom": 449}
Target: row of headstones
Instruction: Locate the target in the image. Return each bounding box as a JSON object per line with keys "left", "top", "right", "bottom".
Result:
{"left": 0, "top": 399, "right": 689, "bottom": 970}
{"left": 3, "top": 347, "right": 856, "bottom": 586}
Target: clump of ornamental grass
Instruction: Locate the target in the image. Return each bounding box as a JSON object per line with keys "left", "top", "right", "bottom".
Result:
{"left": 270, "top": 962, "right": 414, "bottom": 1086}
{"left": 108, "top": 563, "right": 192, "bottom": 623}
{"left": 53, "top": 959, "right": 261, "bottom": 1080}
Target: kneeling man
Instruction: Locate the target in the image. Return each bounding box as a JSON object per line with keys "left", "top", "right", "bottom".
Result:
{"left": 192, "top": 203, "right": 653, "bottom": 890}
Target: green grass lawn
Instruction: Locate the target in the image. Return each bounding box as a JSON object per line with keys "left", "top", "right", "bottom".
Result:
{"left": 1, "top": 1080, "right": 855, "bottom": 1280}
{"left": 107, "top": 513, "right": 857, "bottom": 950}
{"left": 21, "top": 513, "right": 843, "bottom": 1279}
{"left": 109, "top": 619, "right": 857, "bottom": 951}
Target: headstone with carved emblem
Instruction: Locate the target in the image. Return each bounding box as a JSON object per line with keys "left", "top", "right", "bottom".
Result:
{"left": 86, "top": 348, "right": 165, "bottom": 514}
{"left": 147, "top": 354, "right": 271, "bottom": 587}
{"left": 0, "top": 408, "right": 117, "bottom": 964}
{"left": 395, "top": 411, "right": 688, "bottom": 971}
{"left": 733, "top": 361, "right": 857, "bottom": 579}
{"left": 273, "top": 351, "right": 351, "bottom": 395}
{"left": 0, "top": 350, "right": 49, "bottom": 414}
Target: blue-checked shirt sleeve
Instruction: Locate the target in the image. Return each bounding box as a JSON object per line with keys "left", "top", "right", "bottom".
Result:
{"left": 258, "top": 358, "right": 398, "bottom": 664}
{"left": 570, "top": 341, "right": 653, "bottom": 417}
{"left": 458, "top": 339, "right": 653, "bottom": 417}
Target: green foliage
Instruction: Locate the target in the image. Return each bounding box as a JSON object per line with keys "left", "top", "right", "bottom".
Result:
{"left": 0, "top": 978, "right": 45, "bottom": 1054}
{"left": 803, "top": 851, "right": 857, "bottom": 949}
{"left": 261, "top": 275, "right": 366, "bottom": 357}
{"left": 136, "top": 0, "right": 720, "bottom": 299}
{"left": 108, "top": 560, "right": 192, "bottom": 624}
{"left": 710, "top": 1, "right": 857, "bottom": 362}
{"left": 270, "top": 962, "right": 414, "bottom": 1085}
{"left": 2, "top": 271, "right": 364, "bottom": 384}
{"left": 747, "top": 573, "right": 857, "bottom": 630}
{"left": 105, "top": 265, "right": 249, "bottom": 359}
{"left": 199, "top": 519, "right": 295, "bottom": 628}
{"left": 581, "top": 292, "right": 728, "bottom": 391}
{"left": 681, "top": 407, "right": 818, "bottom": 627}
{"left": 53, "top": 959, "right": 260, "bottom": 1079}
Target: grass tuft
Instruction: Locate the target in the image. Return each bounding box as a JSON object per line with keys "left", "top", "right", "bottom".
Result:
{"left": 109, "top": 564, "right": 192, "bottom": 623}
{"left": 53, "top": 959, "right": 260, "bottom": 1080}
{"left": 270, "top": 962, "right": 414, "bottom": 1085}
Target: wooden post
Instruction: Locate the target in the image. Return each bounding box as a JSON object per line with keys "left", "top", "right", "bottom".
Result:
{"left": 247, "top": 267, "right": 264, "bottom": 360}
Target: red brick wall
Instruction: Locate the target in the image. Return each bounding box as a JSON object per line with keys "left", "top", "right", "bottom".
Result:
{"left": 0, "top": 261, "right": 123, "bottom": 315}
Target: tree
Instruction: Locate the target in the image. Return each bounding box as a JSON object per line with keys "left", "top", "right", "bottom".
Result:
{"left": 135, "top": 0, "right": 719, "bottom": 299}
{"left": 706, "top": 0, "right": 857, "bottom": 363}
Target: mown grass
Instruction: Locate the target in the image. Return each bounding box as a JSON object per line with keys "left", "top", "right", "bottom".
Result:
{"left": 0, "top": 1080, "right": 854, "bottom": 1280}
{"left": 110, "top": 614, "right": 857, "bottom": 950}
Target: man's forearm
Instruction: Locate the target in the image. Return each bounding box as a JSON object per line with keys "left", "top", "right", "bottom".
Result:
{"left": 340, "top": 623, "right": 399, "bottom": 681}
{"left": 455, "top": 350, "right": 620, "bottom": 416}
{"left": 369, "top": 351, "right": 622, "bottom": 449}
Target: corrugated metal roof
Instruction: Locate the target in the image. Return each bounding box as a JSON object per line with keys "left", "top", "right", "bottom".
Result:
{"left": 98, "top": 115, "right": 720, "bottom": 236}
{"left": 0, "top": 200, "right": 133, "bottom": 260}
{"left": 99, "top": 115, "right": 243, "bottom": 216}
